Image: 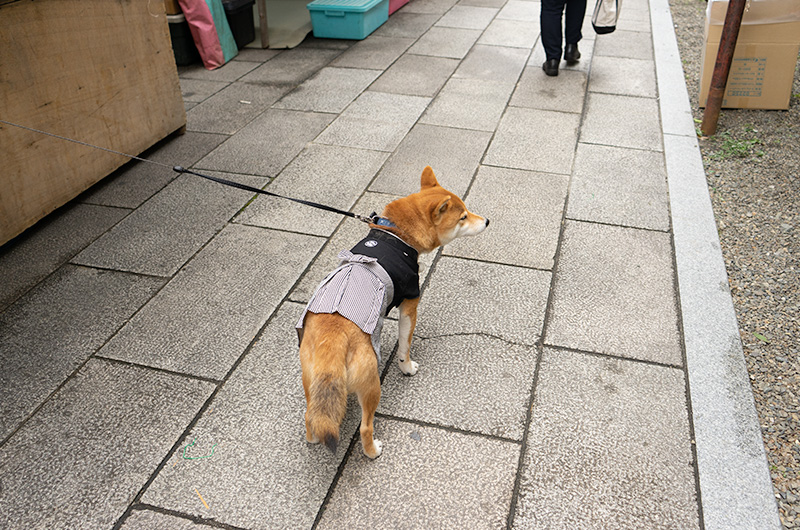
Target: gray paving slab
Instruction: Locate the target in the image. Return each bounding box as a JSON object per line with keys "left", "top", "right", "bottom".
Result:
{"left": 401, "top": 0, "right": 459, "bottom": 14}
{"left": 97, "top": 225, "right": 322, "bottom": 380}
{"left": 496, "top": 0, "right": 540, "bottom": 20}
{"left": 380, "top": 334, "right": 538, "bottom": 439}
{"left": 484, "top": 106, "right": 580, "bottom": 174}
{"left": 370, "top": 54, "right": 459, "bottom": 97}
{"left": 371, "top": 124, "right": 491, "bottom": 197}
{"left": 510, "top": 65, "right": 587, "bottom": 113}
{"left": 453, "top": 44, "right": 529, "bottom": 81}
{"left": 444, "top": 165, "right": 568, "bottom": 270}
{"left": 0, "top": 359, "right": 214, "bottom": 529}
{"left": 580, "top": 93, "right": 662, "bottom": 151}
{"left": 435, "top": 5, "right": 499, "bottom": 29}
{"left": 120, "top": 509, "right": 206, "bottom": 529}
{"left": 478, "top": 18, "right": 539, "bottom": 48}
{"left": 593, "top": 30, "right": 654, "bottom": 60}
{"left": 139, "top": 302, "right": 397, "bottom": 528}
{"left": 461, "top": 0, "right": 507, "bottom": 7}
{"left": 408, "top": 26, "right": 483, "bottom": 59}
{"left": 0, "top": 203, "right": 128, "bottom": 311}
{"left": 186, "top": 82, "right": 292, "bottom": 135}
{"left": 79, "top": 131, "right": 228, "bottom": 209}
{"left": 420, "top": 77, "right": 514, "bottom": 131}
{"left": 178, "top": 60, "right": 260, "bottom": 82}
{"left": 513, "top": 348, "right": 699, "bottom": 529}
{"left": 330, "top": 35, "right": 415, "bottom": 69}
{"left": 178, "top": 78, "right": 228, "bottom": 103}
{"left": 315, "top": 91, "right": 430, "bottom": 152}
{"left": 72, "top": 173, "right": 268, "bottom": 277}
{"left": 239, "top": 47, "right": 343, "bottom": 86}
{"left": 416, "top": 257, "right": 551, "bottom": 346}
{"left": 545, "top": 220, "right": 682, "bottom": 365}
{"left": 195, "top": 109, "right": 334, "bottom": 176}
{"left": 231, "top": 47, "right": 283, "bottom": 63}
{"left": 317, "top": 419, "right": 520, "bottom": 528}
{"left": 0, "top": 265, "right": 164, "bottom": 440}
{"left": 567, "top": 143, "right": 669, "bottom": 230}
{"left": 234, "top": 144, "right": 389, "bottom": 236}
{"left": 588, "top": 55, "right": 657, "bottom": 97}
{"left": 665, "top": 133, "right": 782, "bottom": 529}
{"left": 372, "top": 12, "right": 439, "bottom": 38}
{"left": 528, "top": 35, "right": 596, "bottom": 74}
{"left": 273, "top": 67, "right": 382, "bottom": 113}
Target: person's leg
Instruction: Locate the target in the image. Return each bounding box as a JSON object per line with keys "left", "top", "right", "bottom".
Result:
{"left": 540, "top": 0, "right": 567, "bottom": 61}
{"left": 564, "top": 0, "right": 587, "bottom": 46}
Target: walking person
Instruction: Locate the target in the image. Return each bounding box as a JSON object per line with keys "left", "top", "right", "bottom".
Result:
{"left": 540, "top": 0, "right": 587, "bottom": 76}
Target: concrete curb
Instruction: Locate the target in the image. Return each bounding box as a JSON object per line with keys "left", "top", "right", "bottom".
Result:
{"left": 650, "top": 0, "right": 782, "bottom": 526}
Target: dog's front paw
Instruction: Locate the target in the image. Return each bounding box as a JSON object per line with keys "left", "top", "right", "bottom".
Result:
{"left": 398, "top": 359, "right": 419, "bottom": 376}
{"left": 364, "top": 439, "right": 383, "bottom": 459}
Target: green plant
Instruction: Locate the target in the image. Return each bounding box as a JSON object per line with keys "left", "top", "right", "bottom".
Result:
{"left": 710, "top": 131, "right": 764, "bottom": 159}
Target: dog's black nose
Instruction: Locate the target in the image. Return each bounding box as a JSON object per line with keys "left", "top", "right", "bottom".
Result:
{"left": 485, "top": 218, "right": 490, "bottom": 227}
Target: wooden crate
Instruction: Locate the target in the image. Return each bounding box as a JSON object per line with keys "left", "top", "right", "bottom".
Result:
{"left": 0, "top": 0, "right": 186, "bottom": 245}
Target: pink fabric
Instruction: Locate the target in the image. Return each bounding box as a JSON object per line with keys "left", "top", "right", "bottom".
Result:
{"left": 178, "top": 0, "right": 225, "bottom": 69}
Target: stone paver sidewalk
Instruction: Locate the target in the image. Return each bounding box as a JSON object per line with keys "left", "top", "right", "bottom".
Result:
{"left": 0, "top": 0, "right": 781, "bottom": 527}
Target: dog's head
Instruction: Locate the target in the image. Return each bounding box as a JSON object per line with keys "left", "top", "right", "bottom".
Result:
{"left": 382, "top": 166, "right": 489, "bottom": 252}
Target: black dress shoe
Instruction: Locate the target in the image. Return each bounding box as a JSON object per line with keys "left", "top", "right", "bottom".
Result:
{"left": 564, "top": 43, "right": 581, "bottom": 65}
{"left": 542, "top": 58, "right": 559, "bottom": 76}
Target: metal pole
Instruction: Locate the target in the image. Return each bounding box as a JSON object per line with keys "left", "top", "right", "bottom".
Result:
{"left": 700, "top": 0, "right": 747, "bottom": 136}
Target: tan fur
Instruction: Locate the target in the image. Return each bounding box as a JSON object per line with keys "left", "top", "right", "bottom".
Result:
{"left": 300, "top": 166, "right": 488, "bottom": 458}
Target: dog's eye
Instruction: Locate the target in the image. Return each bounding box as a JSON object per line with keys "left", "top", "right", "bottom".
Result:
{"left": 460, "top": 214, "right": 468, "bottom": 221}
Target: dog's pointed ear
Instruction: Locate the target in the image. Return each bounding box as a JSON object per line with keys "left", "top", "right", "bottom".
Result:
{"left": 420, "top": 166, "right": 439, "bottom": 190}
{"left": 432, "top": 197, "right": 450, "bottom": 224}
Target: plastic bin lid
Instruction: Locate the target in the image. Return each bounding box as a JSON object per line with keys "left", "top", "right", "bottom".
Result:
{"left": 307, "top": 0, "right": 384, "bottom": 12}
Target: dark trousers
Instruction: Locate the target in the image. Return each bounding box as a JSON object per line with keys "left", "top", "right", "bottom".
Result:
{"left": 540, "top": 0, "right": 587, "bottom": 60}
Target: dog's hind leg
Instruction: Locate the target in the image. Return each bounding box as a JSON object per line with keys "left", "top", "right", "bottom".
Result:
{"left": 397, "top": 298, "right": 419, "bottom": 376}
{"left": 353, "top": 342, "right": 383, "bottom": 459}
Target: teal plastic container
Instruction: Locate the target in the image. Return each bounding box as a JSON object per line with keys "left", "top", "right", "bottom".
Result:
{"left": 307, "top": 0, "right": 389, "bottom": 40}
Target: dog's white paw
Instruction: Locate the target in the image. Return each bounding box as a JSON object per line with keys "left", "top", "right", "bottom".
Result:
{"left": 398, "top": 359, "right": 419, "bottom": 376}
{"left": 365, "top": 439, "right": 383, "bottom": 459}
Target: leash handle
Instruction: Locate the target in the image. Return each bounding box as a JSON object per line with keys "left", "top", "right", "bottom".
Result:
{"left": 173, "top": 166, "right": 379, "bottom": 225}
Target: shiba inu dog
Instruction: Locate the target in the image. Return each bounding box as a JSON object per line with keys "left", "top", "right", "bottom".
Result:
{"left": 297, "top": 166, "right": 488, "bottom": 459}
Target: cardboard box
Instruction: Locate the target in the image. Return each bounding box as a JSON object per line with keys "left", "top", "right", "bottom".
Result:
{"left": 700, "top": 0, "right": 800, "bottom": 110}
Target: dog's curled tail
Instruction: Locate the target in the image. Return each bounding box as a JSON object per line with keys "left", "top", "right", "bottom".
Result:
{"left": 307, "top": 363, "right": 347, "bottom": 454}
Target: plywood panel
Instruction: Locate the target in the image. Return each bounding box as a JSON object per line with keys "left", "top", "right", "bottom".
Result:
{"left": 0, "top": 0, "right": 186, "bottom": 245}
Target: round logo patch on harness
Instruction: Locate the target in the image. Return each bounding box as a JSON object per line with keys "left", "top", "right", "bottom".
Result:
{"left": 364, "top": 240, "right": 378, "bottom": 248}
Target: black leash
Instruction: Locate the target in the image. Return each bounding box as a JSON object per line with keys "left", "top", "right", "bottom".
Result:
{"left": 1, "top": 119, "right": 393, "bottom": 227}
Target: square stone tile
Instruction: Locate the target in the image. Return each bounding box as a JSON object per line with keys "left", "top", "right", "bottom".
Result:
{"left": 139, "top": 303, "right": 396, "bottom": 528}
{"left": 593, "top": 30, "right": 653, "bottom": 60}
{"left": 580, "top": 93, "right": 662, "bottom": 151}
{"left": 120, "top": 509, "right": 206, "bottom": 529}
{"left": 453, "top": 44, "right": 529, "bottom": 81}
{"left": 510, "top": 65, "right": 587, "bottom": 113}
{"left": 235, "top": 144, "right": 388, "bottom": 236}
{"left": 416, "top": 257, "right": 551, "bottom": 346}
{"left": 178, "top": 78, "right": 228, "bottom": 103}
{"left": 239, "top": 47, "right": 343, "bottom": 85}
{"left": 315, "top": 91, "right": 430, "bottom": 152}
{"left": 484, "top": 107, "right": 580, "bottom": 174}
{"left": 80, "top": 131, "right": 228, "bottom": 209}
{"left": 97, "top": 225, "right": 323, "bottom": 380}
{"left": 420, "top": 77, "right": 514, "bottom": 131}
{"left": 0, "top": 359, "right": 214, "bottom": 529}
{"left": 408, "top": 26, "right": 482, "bottom": 59}
{"left": 527, "top": 37, "right": 595, "bottom": 75}
{"left": 196, "top": 109, "right": 334, "bottom": 176}
{"left": 330, "top": 36, "right": 415, "bottom": 70}
{"left": 0, "top": 204, "right": 128, "bottom": 311}
{"left": 274, "top": 67, "right": 381, "bottom": 113}
{"left": 545, "top": 221, "right": 682, "bottom": 365}
{"left": 479, "top": 18, "right": 539, "bottom": 48}
{"left": 370, "top": 54, "right": 459, "bottom": 97}
{"left": 567, "top": 143, "right": 669, "bottom": 231}
{"left": 317, "top": 420, "right": 520, "bottom": 528}
{"left": 72, "top": 172, "right": 268, "bottom": 277}
{"left": 231, "top": 47, "right": 283, "bottom": 63}
{"left": 372, "top": 12, "right": 439, "bottom": 38}
{"left": 371, "top": 124, "right": 492, "bottom": 197}
{"left": 0, "top": 265, "right": 165, "bottom": 440}
{"left": 444, "top": 166, "right": 568, "bottom": 270}
{"left": 401, "top": 0, "right": 459, "bottom": 14}
{"left": 435, "top": 5, "right": 499, "bottom": 29}
{"left": 496, "top": 0, "right": 539, "bottom": 21}
{"left": 380, "top": 334, "right": 538, "bottom": 439}
{"left": 513, "top": 348, "right": 699, "bottom": 529}
{"left": 178, "top": 60, "right": 259, "bottom": 82}
{"left": 589, "top": 56, "right": 656, "bottom": 97}
{"left": 186, "top": 82, "right": 292, "bottom": 134}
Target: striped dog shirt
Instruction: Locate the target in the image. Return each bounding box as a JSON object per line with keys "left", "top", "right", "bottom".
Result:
{"left": 296, "top": 229, "right": 420, "bottom": 362}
